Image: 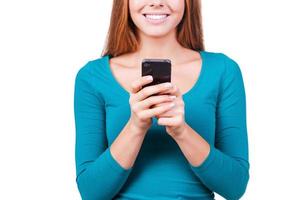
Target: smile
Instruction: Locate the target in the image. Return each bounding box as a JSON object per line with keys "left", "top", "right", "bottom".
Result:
{"left": 142, "top": 14, "right": 170, "bottom": 24}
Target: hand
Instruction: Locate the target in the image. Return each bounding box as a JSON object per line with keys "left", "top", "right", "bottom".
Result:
{"left": 128, "top": 76, "right": 178, "bottom": 135}
{"left": 153, "top": 83, "right": 188, "bottom": 139}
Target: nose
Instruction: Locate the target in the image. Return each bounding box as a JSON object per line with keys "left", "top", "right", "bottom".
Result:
{"left": 148, "top": 0, "right": 165, "bottom": 8}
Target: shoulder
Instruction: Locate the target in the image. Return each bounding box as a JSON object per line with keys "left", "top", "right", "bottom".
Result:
{"left": 202, "top": 50, "right": 242, "bottom": 78}
{"left": 75, "top": 55, "right": 109, "bottom": 83}
{"left": 74, "top": 56, "right": 110, "bottom": 103}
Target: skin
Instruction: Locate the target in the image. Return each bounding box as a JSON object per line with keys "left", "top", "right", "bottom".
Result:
{"left": 110, "top": 0, "right": 210, "bottom": 170}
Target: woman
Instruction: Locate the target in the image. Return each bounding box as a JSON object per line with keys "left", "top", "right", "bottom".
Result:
{"left": 74, "top": 0, "right": 250, "bottom": 199}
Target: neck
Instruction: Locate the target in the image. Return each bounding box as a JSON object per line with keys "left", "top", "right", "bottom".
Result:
{"left": 133, "top": 29, "right": 185, "bottom": 65}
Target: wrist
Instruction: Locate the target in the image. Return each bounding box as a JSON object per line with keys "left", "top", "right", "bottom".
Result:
{"left": 169, "top": 122, "right": 189, "bottom": 141}
{"left": 127, "top": 120, "right": 147, "bottom": 137}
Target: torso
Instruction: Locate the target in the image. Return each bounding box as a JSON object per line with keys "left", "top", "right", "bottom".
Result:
{"left": 109, "top": 49, "right": 202, "bottom": 95}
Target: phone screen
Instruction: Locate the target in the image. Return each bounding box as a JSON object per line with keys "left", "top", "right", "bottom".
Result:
{"left": 141, "top": 59, "right": 171, "bottom": 91}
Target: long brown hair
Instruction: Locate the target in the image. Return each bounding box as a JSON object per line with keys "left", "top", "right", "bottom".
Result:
{"left": 102, "top": 0, "right": 205, "bottom": 57}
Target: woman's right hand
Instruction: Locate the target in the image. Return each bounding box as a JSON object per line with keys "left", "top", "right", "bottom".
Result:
{"left": 128, "top": 75, "right": 176, "bottom": 135}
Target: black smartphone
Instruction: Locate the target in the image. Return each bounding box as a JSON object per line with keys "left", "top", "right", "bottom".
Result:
{"left": 141, "top": 59, "right": 171, "bottom": 96}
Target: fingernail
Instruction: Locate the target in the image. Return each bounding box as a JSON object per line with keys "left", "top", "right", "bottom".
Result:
{"left": 146, "top": 76, "right": 153, "bottom": 80}
{"left": 169, "top": 95, "right": 176, "bottom": 99}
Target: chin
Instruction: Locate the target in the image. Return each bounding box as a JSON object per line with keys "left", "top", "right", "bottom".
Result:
{"left": 140, "top": 28, "right": 174, "bottom": 38}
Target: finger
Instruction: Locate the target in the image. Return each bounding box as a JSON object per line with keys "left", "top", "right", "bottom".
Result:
{"left": 154, "top": 108, "right": 175, "bottom": 118}
{"left": 158, "top": 84, "right": 181, "bottom": 97}
{"left": 157, "top": 116, "right": 180, "bottom": 126}
{"left": 140, "top": 101, "right": 176, "bottom": 119}
{"left": 150, "top": 97, "right": 176, "bottom": 108}
{"left": 130, "top": 75, "right": 153, "bottom": 94}
{"left": 137, "top": 95, "right": 175, "bottom": 110}
{"left": 136, "top": 82, "right": 174, "bottom": 102}
{"left": 156, "top": 106, "right": 184, "bottom": 118}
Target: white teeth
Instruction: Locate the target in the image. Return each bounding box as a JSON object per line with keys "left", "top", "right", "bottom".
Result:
{"left": 145, "top": 14, "right": 168, "bottom": 20}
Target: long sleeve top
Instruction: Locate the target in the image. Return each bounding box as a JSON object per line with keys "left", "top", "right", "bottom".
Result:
{"left": 73, "top": 50, "right": 250, "bottom": 200}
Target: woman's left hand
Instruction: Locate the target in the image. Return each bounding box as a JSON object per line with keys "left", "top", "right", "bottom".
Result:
{"left": 154, "top": 83, "right": 187, "bottom": 139}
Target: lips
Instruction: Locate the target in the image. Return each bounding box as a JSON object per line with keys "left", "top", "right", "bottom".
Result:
{"left": 142, "top": 13, "right": 170, "bottom": 22}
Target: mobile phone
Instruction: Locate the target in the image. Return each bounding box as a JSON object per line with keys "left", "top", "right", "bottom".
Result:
{"left": 141, "top": 59, "right": 171, "bottom": 95}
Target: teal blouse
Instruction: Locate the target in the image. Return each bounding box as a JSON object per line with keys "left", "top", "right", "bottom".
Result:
{"left": 73, "top": 51, "right": 250, "bottom": 200}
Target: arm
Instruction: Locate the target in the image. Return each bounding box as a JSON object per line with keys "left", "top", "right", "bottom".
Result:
{"left": 74, "top": 63, "right": 145, "bottom": 200}
{"left": 172, "top": 54, "right": 250, "bottom": 200}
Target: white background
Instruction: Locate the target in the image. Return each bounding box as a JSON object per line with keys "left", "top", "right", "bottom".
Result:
{"left": 0, "top": 0, "right": 300, "bottom": 199}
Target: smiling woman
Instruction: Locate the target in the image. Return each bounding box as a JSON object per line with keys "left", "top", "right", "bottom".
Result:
{"left": 74, "top": 0, "right": 250, "bottom": 200}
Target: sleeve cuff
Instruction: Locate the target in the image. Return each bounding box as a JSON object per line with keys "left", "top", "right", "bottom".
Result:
{"left": 189, "top": 144, "right": 216, "bottom": 173}
{"left": 104, "top": 146, "right": 133, "bottom": 174}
